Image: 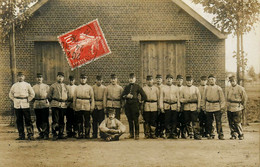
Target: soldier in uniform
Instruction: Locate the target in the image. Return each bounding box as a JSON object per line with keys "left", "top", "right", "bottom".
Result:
{"left": 201, "top": 74, "right": 225, "bottom": 140}
{"left": 155, "top": 74, "right": 166, "bottom": 138}
{"left": 47, "top": 72, "right": 68, "bottom": 140}
{"left": 99, "top": 109, "right": 126, "bottom": 141}
{"left": 160, "top": 74, "right": 180, "bottom": 139}
{"left": 142, "top": 75, "right": 160, "bottom": 139}
{"left": 226, "top": 75, "right": 248, "bottom": 140}
{"left": 176, "top": 74, "right": 186, "bottom": 138}
{"left": 66, "top": 75, "right": 77, "bottom": 138}
{"left": 92, "top": 75, "right": 106, "bottom": 139}
{"left": 104, "top": 74, "right": 123, "bottom": 120}
{"left": 198, "top": 76, "right": 208, "bottom": 137}
{"left": 73, "top": 73, "right": 95, "bottom": 139}
{"left": 180, "top": 75, "right": 201, "bottom": 140}
{"left": 9, "top": 72, "right": 35, "bottom": 140}
{"left": 122, "top": 73, "right": 147, "bottom": 140}
{"left": 32, "top": 73, "right": 50, "bottom": 140}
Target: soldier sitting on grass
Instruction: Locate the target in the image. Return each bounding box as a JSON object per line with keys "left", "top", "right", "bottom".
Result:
{"left": 99, "top": 109, "right": 126, "bottom": 141}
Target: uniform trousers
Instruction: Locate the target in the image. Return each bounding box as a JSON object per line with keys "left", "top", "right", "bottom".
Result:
{"left": 75, "top": 110, "right": 91, "bottom": 137}
{"left": 35, "top": 108, "right": 49, "bottom": 137}
{"left": 206, "top": 111, "right": 224, "bottom": 137}
{"left": 100, "top": 131, "right": 123, "bottom": 141}
{"left": 143, "top": 111, "right": 157, "bottom": 136}
{"left": 51, "top": 107, "right": 66, "bottom": 137}
{"left": 183, "top": 110, "right": 200, "bottom": 137}
{"left": 198, "top": 109, "right": 207, "bottom": 136}
{"left": 92, "top": 109, "right": 105, "bottom": 137}
{"left": 15, "top": 108, "right": 34, "bottom": 138}
{"left": 66, "top": 107, "right": 75, "bottom": 136}
{"left": 164, "top": 110, "right": 178, "bottom": 137}
{"left": 155, "top": 111, "right": 165, "bottom": 137}
{"left": 125, "top": 102, "right": 140, "bottom": 136}
{"left": 227, "top": 110, "right": 243, "bottom": 137}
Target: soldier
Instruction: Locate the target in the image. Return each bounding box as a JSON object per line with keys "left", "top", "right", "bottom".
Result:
{"left": 47, "top": 72, "right": 68, "bottom": 140}
{"left": 201, "top": 74, "right": 225, "bottom": 140}
{"left": 32, "top": 73, "right": 50, "bottom": 140}
{"left": 142, "top": 75, "right": 160, "bottom": 139}
{"left": 176, "top": 74, "right": 186, "bottom": 138}
{"left": 155, "top": 74, "right": 166, "bottom": 138}
{"left": 104, "top": 74, "right": 123, "bottom": 120}
{"left": 66, "top": 75, "right": 77, "bottom": 138}
{"left": 92, "top": 75, "right": 106, "bottom": 139}
{"left": 180, "top": 75, "right": 201, "bottom": 140}
{"left": 122, "top": 73, "right": 147, "bottom": 140}
{"left": 73, "top": 73, "right": 95, "bottom": 139}
{"left": 198, "top": 76, "right": 208, "bottom": 137}
{"left": 9, "top": 72, "right": 35, "bottom": 140}
{"left": 226, "top": 75, "right": 248, "bottom": 140}
{"left": 160, "top": 74, "right": 180, "bottom": 139}
{"left": 99, "top": 109, "right": 126, "bottom": 141}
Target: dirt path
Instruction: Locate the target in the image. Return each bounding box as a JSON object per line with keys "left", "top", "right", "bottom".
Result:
{"left": 0, "top": 123, "right": 259, "bottom": 167}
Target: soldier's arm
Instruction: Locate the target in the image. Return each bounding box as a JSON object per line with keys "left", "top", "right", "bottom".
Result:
{"left": 116, "top": 119, "right": 126, "bottom": 133}
{"left": 9, "top": 85, "right": 15, "bottom": 101}
{"left": 103, "top": 86, "right": 107, "bottom": 109}
{"left": 47, "top": 85, "right": 54, "bottom": 102}
{"left": 28, "top": 84, "right": 35, "bottom": 102}
{"left": 121, "top": 86, "right": 128, "bottom": 99}
{"left": 73, "top": 88, "right": 77, "bottom": 110}
{"left": 156, "top": 88, "right": 160, "bottom": 109}
{"left": 90, "top": 87, "right": 95, "bottom": 111}
{"left": 241, "top": 87, "right": 248, "bottom": 108}
{"left": 159, "top": 88, "right": 164, "bottom": 110}
{"left": 196, "top": 87, "right": 201, "bottom": 108}
{"left": 119, "top": 86, "right": 125, "bottom": 107}
{"left": 179, "top": 89, "right": 186, "bottom": 103}
{"left": 201, "top": 88, "right": 206, "bottom": 111}
{"left": 218, "top": 87, "right": 226, "bottom": 110}
{"left": 139, "top": 86, "right": 147, "bottom": 101}
{"left": 99, "top": 119, "right": 109, "bottom": 133}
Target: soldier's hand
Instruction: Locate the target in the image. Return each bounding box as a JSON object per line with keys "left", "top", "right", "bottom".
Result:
{"left": 126, "top": 94, "right": 133, "bottom": 99}
{"left": 161, "top": 109, "right": 165, "bottom": 113}
{"left": 220, "top": 108, "right": 226, "bottom": 113}
{"left": 197, "top": 108, "right": 201, "bottom": 113}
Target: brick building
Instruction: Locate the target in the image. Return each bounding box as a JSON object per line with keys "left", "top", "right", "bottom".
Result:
{"left": 0, "top": 0, "right": 227, "bottom": 115}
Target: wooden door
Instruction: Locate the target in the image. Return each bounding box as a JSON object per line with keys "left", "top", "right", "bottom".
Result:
{"left": 140, "top": 41, "right": 186, "bottom": 84}
{"left": 34, "top": 42, "right": 75, "bottom": 84}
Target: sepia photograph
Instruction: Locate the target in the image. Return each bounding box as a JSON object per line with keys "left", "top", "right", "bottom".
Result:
{"left": 0, "top": 0, "right": 259, "bottom": 166}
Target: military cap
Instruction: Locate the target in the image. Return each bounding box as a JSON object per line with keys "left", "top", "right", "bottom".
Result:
{"left": 186, "top": 75, "right": 193, "bottom": 81}
{"left": 17, "top": 72, "right": 24, "bottom": 76}
{"left": 69, "top": 75, "right": 75, "bottom": 81}
{"left": 108, "top": 108, "right": 116, "bottom": 114}
{"left": 200, "top": 76, "right": 207, "bottom": 81}
{"left": 146, "top": 75, "right": 153, "bottom": 80}
{"left": 176, "top": 74, "right": 183, "bottom": 80}
{"left": 110, "top": 74, "right": 117, "bottom": 79}
{"left": 166, "top": 74, "right": 173, "bottom": 79}
{"left": 208, "top": 74, "right": 216, "bottom": 78}
{"left": 80, "top": 73, "right": 87, "bottom": 78}
{"left": 129, "top": 73, "right": 136, "bottom": 78}
{"left": 36, "top": 73, "right": 43, "bottom": 78}
{"left": 57, "top": 72, "right": 64, "bottom": 77}
{"left": 96, "top": 75, "right": 102, "bottom": 80}
{"left": 229, "top": 75, "right": 236, "bottom": 81}
{"left": 156, "top": 74, "right": 162, "bottom": 79}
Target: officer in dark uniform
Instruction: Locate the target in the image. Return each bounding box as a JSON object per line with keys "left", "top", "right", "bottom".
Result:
{"left": 121, "top": 73, "right": 147, "bottom": 140}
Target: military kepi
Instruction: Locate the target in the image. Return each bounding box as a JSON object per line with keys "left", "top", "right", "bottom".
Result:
{"left": 57, "top": 72, "right": 64, "bottom": 77}
{"left": 96, "top": 75, "right": 102, "bottom": 80}
{"left": 146, "top": 75, "right": 153, "bottom": 80}
{"left": 208, "top": 74, "right": 215, "bottom": 78}
{"left": 69, "top": 75, "right": 74, "bottom": 81}
{"left": 186, "top": 75, "right": 193, "bottom": 81}
{"left": 17, "top": 72, "right": 24, "bottom": 76}
{"left": 156, "top": 74, "right": 162, "bottom": 79}
{"left": 229, "top": 75, "right": 236, "bottom": 81}
{"left": 80, "top": 73, "right": 87, "bottom": 78}
{"left": 36, "top": 73, "right": 43, "bottom": 78}
{"left": 129, "top": 73, "right": 135, "bottom": 78}
{"left": 176, "top": 74, "right": 183, "bottom": 80}
{"left": 110, "top": 74, "right": 117, "bottom": 79}
{"left": 166, "top": 74, "right": 173, "bottom": 79}
{"left": 200, "top": 75, "right": 207, "bottom": 81}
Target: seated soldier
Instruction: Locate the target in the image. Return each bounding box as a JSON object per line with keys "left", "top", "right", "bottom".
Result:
{"left": 99, "top": 109, "right": 126, "bottom": 141}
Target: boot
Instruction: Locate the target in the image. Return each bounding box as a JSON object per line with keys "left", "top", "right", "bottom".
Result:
{"left": 58, "top": 126, "right": 67, "bottom": 139}
{"left": 84, "top": 127, "right": 90, "bottom": 139}
{"left": 150, "top": 126, "right": 157, "bottom": 139}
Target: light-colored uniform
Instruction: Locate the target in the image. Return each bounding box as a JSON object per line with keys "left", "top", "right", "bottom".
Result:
{"left": 180, "top": 85, "right": 201, "bottom": 111}
{"left": 33, "top": 83, "right": 49, "bottom": 109}
{"left": 143, "top": 85, "right": 160, "bottom": 112}
{"left": 104, "top": 84, "right": 123, "bottom": 109}
{"left": 48, "top": 82, "right": 68, "bottom": 108}
{"left": 73, "top": 84, "right": 95, "bottom": 111}
{"left": 160, "top": 85, "right": 180, "bottom": 111}
{"left": 92, "top": 84, "right": 106, "bottom": 110}
{"left": 67, "top": 84, "right": 77, "bottom": 108}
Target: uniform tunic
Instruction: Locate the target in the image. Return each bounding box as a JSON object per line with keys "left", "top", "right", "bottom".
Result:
{"left": 201, "top": 85, "right": 225, "bottom": 112}
{"left": 48, "top": 82, "right": 68, "bottom": 108}
{"left": 143, "top": 85, "right": 159, "bottom": 112}
{"left": 160, "top": 85, "right": 180, "bottom": 111}
{"left": 104, "top": 84, "right": 123, "bottom": 108}
{"left": 180, "top": 85, "right": 201, "bottom": 111}
{"left": 198, "top": 85, "right": 207, "bottom": 108}
{"left": 9, "top": 81, "right": 35, "bottom": 109}
{"left": 73, "top": 84, "right": 95, "bottom": 111}
{"left": 67, "top": 84, "right": 77, "bottom": 108}
{"left": 33, "top": 83, "right": 49, "bottom": 109}
{"left": 226, "top": 85, "right": 247, "bottom": 112}
{"left": 99, "top": 118, "right": 126, "bottom": 133}
{"left": 92, "top": 84, "right": 106, "bottom": 110}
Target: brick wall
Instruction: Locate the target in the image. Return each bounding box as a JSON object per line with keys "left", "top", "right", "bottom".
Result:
{"left": 0, "top": 0, "right": 225, "bottom": 114}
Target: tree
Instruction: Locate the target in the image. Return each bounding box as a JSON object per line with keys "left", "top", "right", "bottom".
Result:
{"left": 0, "top": 0, "right": 37, "bottom": 84}
{"left": 192, "top": 0, "right": 260, "bottom": 86}
{"left": 248, "top": 66, "right": 256, "bottom": 81}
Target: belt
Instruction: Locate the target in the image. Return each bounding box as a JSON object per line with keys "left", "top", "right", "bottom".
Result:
{"left": 145, "top": 100, "right": 157, "bottom": 103}
{"left": 34, "top": 98, "right": 47, "bottom": 100}
{"left": 163, "top": 101, "right": 177, "bottom": 105}
{"left": 229, "top": 100, "right": 241, "bottom": 104}
{"left": 187, "top": 101, "right": 198, "bottom": 104}
{"left": 107, "top": 98, "right": 121, "bottom": 101}
{"left": 95, "top": 100, "right": 103, "bottom": 102}
{"left": 52, "top": 98, "right": 66, "bottom": 102}
{"left": 76, "top": 97, "right": 90, "bottom": 100}
{"left": 14, "top": 97, "right": 28, "bottom": 99}
{"left": 206, "top": 100, "right": 219, "bottom": 103}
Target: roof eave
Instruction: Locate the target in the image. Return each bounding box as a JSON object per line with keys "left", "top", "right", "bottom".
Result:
{"left": 172, "top": 0, "right": 228, "bottom": 39}
{"left": 27, "top": 0, "right": 50, "bottom": 15}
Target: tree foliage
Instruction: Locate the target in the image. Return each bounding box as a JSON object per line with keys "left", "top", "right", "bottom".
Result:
{"left": 192, "top": 0, "right": 260, "bottom": 35}
{"left": 0, "top": 0, "right": 37, "bottom": 41}
{"left": 248, "top": 66, "right": 257, "bottom": 81}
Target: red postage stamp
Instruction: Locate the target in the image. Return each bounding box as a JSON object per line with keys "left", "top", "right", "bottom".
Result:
{"left": 58, "top": 19, "right": 111, "bottom": 70}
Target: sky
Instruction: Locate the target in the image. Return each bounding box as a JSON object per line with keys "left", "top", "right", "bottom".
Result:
{"left": 183, "top": 0, "right": 260, "bottom": 73}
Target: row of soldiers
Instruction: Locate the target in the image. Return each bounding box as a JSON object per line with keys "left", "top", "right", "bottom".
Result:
{"left": 9, "top": 71, "right": 247, "bottom": 141}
